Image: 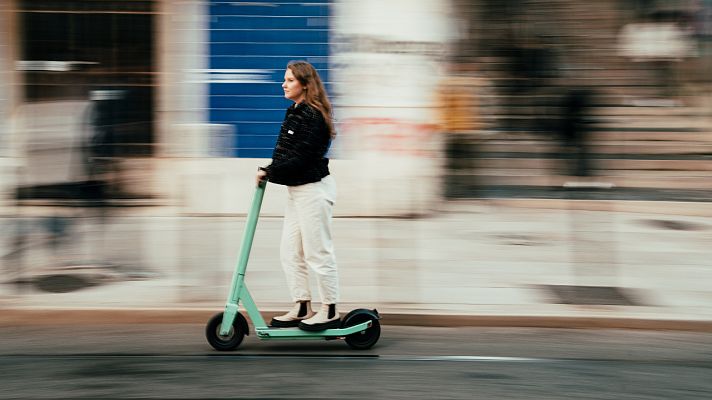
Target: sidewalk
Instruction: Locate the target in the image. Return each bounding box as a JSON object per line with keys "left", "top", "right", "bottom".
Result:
{"left": 1, "top": 200, "right": 712, "bottom": 330}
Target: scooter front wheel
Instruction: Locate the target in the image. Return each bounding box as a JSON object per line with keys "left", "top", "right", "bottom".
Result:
{"left": 206, "top": 312, "right": 247, "bottom": 351}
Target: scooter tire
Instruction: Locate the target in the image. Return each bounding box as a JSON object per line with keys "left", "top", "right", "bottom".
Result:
{"left": 206, "top": 312, "right": 247, "bottom": 351}
{"left": 342, "top": 310, "right": 381, "bottom": 350}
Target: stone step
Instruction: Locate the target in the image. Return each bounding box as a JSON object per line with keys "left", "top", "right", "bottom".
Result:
{"left": 477, "top": 157, "right": 712, "bottom": 171}
{"left": 597, "top": 105, "right": 711, "bottom": 117}
{"left": 471, "top": 168, "right": 712, "bottom": 179}
{"left": 484, "top": 130, "right": 711, "bottom": 142}
{"left": 486, "top": 110, "right": 711, "bottom": 124}
{"left": 478, "top": 141, "right": 712, "bottom": 155}
{"left": 597, "top": 118, "right": 710, "bottom": 131}
{"left": 468, "top": 174, "right": 712, "bottom": 190}
{"left": 456, "top": 185, "right": 712, "bottom": 203}
{"left": 591, "top": 131, "right": 711, "bottom": 142}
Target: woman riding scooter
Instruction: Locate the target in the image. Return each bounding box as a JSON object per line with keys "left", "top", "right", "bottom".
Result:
{"left": 256, "top": 60, "right": 340, "bottom": 331}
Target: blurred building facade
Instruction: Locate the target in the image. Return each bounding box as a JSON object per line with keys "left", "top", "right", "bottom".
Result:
{"left": 1, "top": 0, "right": 460, "bottom": 216}
{"left": 1, "top": 0, "right": 711, "bottom": 216}
{"left": 1, "top": 0, "right": 712, "bottom": 311}
{"left": 447, "top": 0, "right": 712, "bottom": 199}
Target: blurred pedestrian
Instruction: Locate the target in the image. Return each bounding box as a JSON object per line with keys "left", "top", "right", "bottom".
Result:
{"left": 256, "top": 61, "right": 340, "bottom": 331}
{"left": 559, "top": 87, "right": 595, "bottom": 177}
{"left": 435, "top": 62, "right": 483, "bottom": 197}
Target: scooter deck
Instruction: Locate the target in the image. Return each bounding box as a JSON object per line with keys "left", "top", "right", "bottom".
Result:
{"left": 254, "top": 320, "right": 373, "bottom": 339}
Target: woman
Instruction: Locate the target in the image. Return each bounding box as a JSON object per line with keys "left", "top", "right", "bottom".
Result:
{"left": 256, "top": 61, "right": 339, "bottom": 331}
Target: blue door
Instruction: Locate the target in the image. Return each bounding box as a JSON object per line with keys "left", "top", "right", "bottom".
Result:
{"left": 208, "top": 0, "right": 331, "bottom": 158}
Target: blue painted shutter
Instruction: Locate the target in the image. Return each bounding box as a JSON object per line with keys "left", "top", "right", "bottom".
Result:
{"left": 208, "top": 1, "right": 331, "bottom": 158}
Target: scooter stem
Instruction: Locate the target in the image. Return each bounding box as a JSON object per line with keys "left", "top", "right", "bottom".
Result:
{"left": 221, "top": 179, "right": 267, "bottom": 334}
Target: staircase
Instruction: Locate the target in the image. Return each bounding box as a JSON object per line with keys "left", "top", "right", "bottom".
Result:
{"left": 446, "top": 0, "right": 712, "bottom": 202}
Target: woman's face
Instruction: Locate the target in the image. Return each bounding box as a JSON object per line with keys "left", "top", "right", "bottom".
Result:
{"left": 282, "top": 68, "right": 305, "bottom": 103}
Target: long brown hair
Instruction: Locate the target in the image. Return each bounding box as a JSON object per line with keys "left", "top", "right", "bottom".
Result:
{"left": 287, "top": 60, "right": 336, "bottom": 138}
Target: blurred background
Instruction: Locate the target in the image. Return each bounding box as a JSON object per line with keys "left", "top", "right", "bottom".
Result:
{"left": 0, "top": 0, "right": 711, "bottom": 312}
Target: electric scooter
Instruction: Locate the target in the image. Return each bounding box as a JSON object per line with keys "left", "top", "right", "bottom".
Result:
{"left": 205, "top": 179, "right": 381, "bottom": 351}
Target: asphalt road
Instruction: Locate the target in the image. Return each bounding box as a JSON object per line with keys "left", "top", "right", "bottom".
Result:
{"left": 1, "top": 325, "right": 712, "bottom": 399}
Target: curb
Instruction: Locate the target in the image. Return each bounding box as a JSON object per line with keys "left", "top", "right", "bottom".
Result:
{"left": 2, "top": 309, "right": 712, "bottom": 332}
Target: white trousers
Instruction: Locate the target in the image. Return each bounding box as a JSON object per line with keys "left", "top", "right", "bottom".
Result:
{"left": 280, "top": 175, "right": 339, "bottom": 304}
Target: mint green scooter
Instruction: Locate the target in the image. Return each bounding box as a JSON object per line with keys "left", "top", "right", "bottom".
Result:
{"left": 205, "top": 179, "right": 381, "bottom": 351}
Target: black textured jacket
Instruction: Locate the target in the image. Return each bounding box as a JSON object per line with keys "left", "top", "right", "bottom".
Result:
{"left": 262, "top": 102, "right": 331, "bottom": 186}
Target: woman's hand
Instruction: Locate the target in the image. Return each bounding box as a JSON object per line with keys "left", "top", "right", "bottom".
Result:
{"left": 256, "top": 169, "right": 268, "bottom": 186}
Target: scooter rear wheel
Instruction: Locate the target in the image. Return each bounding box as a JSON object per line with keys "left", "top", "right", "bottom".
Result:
{"left": 206, "top": 312, "right": 247, "bottom": 351}
{"left": 342, "top": 311, "right": 381, "bottom": 350}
